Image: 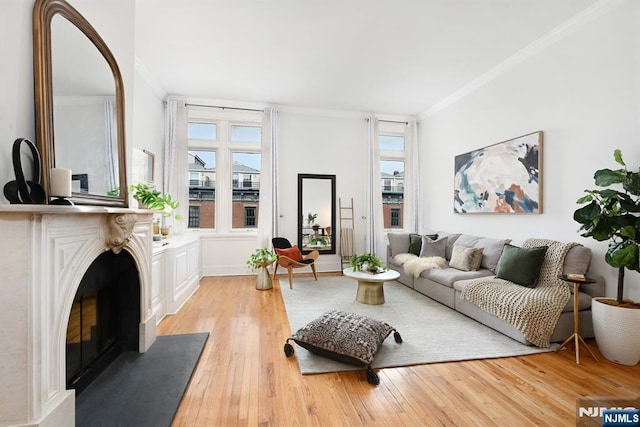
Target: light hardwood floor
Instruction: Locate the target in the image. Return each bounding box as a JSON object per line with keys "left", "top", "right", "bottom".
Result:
{"left": 157, "top": 274, "right": 640, "bottom": 427}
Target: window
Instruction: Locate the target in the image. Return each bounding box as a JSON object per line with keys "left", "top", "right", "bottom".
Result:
{"left": 188, "top": 206, "right": 200, "bottom": 228}
{"left": 187, "top": 150, "right": 215, "bottom": 228}
{"left": 379, "top": 123, "right": 406, "bottom": 230}
{"left": 188, "top": 122, "right": 217, "bottom": 140}
{"left": 244, "top": 206, "right": 257, "bottom": 228}
{"left": 187, "top": 108, "right": 263, "bottom": 232}
{"left": 390, "top": 208, "right": 401, "bottom": 228}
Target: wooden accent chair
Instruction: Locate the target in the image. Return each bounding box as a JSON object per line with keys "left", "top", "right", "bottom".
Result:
{"left": 272, "top": 237, "right": 319, "bottom": 289}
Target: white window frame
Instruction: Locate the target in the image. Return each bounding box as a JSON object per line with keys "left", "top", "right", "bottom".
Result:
{"left": 187, "top": 108, "right": 263, "bottom": 234}
{"left": 379, "top": 122, "right": 407, "bottom": 232}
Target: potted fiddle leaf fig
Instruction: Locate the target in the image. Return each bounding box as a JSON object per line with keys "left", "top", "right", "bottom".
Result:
{"left": 573, "top": 149, "right": 640, "bottom": 365}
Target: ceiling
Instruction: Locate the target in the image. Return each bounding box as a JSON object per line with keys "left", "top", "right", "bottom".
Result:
{"left": 134, "top": 0, "right": 599, "bottom": 117}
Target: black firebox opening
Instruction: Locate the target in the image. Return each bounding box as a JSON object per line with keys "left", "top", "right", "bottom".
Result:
{"left": 66, "top": 249, "right": 140, "bottom": 396}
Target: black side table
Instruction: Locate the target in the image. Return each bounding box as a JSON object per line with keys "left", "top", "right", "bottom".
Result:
{"left": 557, "top": 275, "right": 599, "bottom": 364}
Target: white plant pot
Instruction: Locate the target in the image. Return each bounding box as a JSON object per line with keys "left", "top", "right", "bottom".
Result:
{"left": 591, "top": 297, "right": 640, "bottom": 366}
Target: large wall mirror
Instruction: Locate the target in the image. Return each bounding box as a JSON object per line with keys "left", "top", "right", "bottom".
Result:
{"left": 298, "top": 174, "right": 336, "bottom": 255}
{"left": 33, "top": 0, "right": 128, "bottom": 206}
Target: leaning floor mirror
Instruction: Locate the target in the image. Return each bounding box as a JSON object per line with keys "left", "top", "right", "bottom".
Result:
{"left": 298, "top": 174, "right": 336, "bottom": 255}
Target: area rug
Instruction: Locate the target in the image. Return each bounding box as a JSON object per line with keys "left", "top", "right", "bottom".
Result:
{"left": 75, "top": 333, "right": 208, "bottom": 427}
{"left": 281, "top": 277, "right": 556, "bottom": 374}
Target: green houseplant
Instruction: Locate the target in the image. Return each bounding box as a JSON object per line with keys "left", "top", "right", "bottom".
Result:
{"left": 350, "top": 252, "right": 387, "bottom": 273}
{"left": 129, "top": 183, "right": 183, "bottom": 220}
{"left": 246, "top": 247, "right": 277, "bottom": 270}
{"left": 573, "top": 149, "right": 640, "bottom": 365}
{"left": 309, "top": 236, "right": 328, "bottom": 247}
{"left": 306, "top": 213, "right": 318, "bottom": 227}
{"left": 246, "top": 248, "right": 278, "bottom": 290}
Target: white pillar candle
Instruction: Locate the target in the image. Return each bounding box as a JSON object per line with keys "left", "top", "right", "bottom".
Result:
{"left": 50, "top": 168, "right": 72, "bottom": 198}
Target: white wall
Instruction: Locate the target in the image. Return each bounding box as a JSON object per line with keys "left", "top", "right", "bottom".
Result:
{"left": 198, "top": 107, "right": 373, "bottom": 276}
{"left": 277, "top": 109, "right": 370, "bottom": 271}
{"left": 0, "top": 1, "right": 36, "bottom": 197}
{"left": 419, "top": 0, "right": 640, "bottom": 301}
{"left": 132, "top": 69, "right": 165, "bottom": 192}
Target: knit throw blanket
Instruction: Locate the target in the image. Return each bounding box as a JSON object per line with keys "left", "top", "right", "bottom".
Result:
{"left": 460, "top": 238, "right": 576, "bottom": 348}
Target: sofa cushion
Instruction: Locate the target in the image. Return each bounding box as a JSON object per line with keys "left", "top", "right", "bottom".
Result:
{"left": 561, "top": 291, "right": 592, "bottom": 312}
{"left": 387, "top": 232, "right": 411, "bottom": 257}
{"left": 421, "top": 267, "right": 494, "bottom": 288}
{"left": 563, "top": 245, "right": 591, "bottom": 275}
{"left": 449, "top": 245, "right": 484, "bottom": 271}
{"left": 477, "top": 237, "right": 510, "bottom": 272}
{"left": 453, "top": 278, "right": 592, "bottom": 312}
{"left": 436, "top": 232, "right": 461, "bottom": 260}
{"left": 419, "top": 235, "right": 447, "bottom": 258}
{"left": 495, "top": 244, "right": 547, "bottom": 287}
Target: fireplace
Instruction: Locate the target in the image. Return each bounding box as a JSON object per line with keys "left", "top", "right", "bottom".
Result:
{"left": 66, "top": 250, "right": 141, "bottom": 395}
{"left": 0, "top": 207, "right": 156, "bottom": 426}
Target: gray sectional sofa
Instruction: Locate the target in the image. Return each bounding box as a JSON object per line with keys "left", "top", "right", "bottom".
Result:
{"left": 386, "top": 231, "right": 605, "bottom": 346}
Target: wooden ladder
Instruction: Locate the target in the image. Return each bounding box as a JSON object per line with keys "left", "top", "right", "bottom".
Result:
{"left": 339, "top": 197, "right": 355, "bottom": 270}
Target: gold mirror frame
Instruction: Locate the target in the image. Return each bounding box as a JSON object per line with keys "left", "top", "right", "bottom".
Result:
{"left": 33, "top": 0, "right": 128, "bottom": 206}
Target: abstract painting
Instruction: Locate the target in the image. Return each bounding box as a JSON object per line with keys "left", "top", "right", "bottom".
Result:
{"left": 453, "top": 131, "right": 543, "bottom": 214}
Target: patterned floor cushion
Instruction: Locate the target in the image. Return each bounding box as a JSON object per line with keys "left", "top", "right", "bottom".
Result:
{"left": 284, "top": 310, "right": 402, "bottom": 385}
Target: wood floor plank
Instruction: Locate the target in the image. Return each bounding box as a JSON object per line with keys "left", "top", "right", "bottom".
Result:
{"left": 158, "top": 274, "right": 640, "bottom": 426}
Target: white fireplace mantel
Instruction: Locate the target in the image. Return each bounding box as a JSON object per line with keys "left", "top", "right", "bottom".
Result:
{"left": 0, "top": 205, "right": 155, "bottom": 427}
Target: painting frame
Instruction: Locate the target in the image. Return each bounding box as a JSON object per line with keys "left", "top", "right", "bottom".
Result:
{"left": 453, "top": 131, "right": 543, "bottom": 214}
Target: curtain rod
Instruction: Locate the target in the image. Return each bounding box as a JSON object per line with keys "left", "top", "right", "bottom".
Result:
{"left": 186, "top": 103, "right": 263, "bottom": 113}
{"left": 380, "top": 119, "right": 408, "bottom": 125}
{"left": 366, "top": 118, "right": 408, "bottom": 125}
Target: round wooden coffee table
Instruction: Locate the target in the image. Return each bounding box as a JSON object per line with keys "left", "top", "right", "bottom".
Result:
{"left": 343, "top": 267, "right": 401, "bottom": 305}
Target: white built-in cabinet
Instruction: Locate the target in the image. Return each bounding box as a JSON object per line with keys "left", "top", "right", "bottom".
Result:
{"left": 151, "top": 234, "right": 202, "bottom": 322}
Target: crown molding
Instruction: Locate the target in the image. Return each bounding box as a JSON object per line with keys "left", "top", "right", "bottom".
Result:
{"left": 134, "top": 56, "right": 167, "bottom": 100}
{"left": 419, "top": 0, "right": 621, "bottom": 120}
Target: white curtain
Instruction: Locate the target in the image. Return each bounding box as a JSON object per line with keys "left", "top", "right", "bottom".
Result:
{"left": 366, "top": 117, "right": 385, "bottom": 259}
{"left": 404, "top": 120, "right": 419, "bottom": 233}
{"left": 257, "top": 107, "right": 278, "bottom": 248}
{"left": 104, "top": 100, "right": 117, "bottom": 192}
{"left": 164, "top": 98, "right": 188, "bottom": 234}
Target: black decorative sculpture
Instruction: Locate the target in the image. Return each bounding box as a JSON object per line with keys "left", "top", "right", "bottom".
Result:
{"left": 3, "top": 138, "right": 46, "bottom": 204}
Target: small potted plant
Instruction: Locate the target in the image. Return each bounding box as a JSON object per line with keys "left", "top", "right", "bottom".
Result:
{"left": 307, "top": 213, "right": 318, "bottom": 227}
{"left": 573, "top": 149, "right": 640, "bottom": 365}
{"left": 309, "top": 236, "right": 328, "bottom": 248}
{"left": 350, "top": 252, "right": 388, "bottom": 274}
{"left": 246, "top": 248, "right": 278, "bottom": 290}
{"left": 129, "top": 183, "right": 183, "bottom": 221}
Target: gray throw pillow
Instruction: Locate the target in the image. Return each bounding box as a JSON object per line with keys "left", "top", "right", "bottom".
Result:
{"left": 419, "top": 235, "right": 447, "bottom": 258}
{"left": 495, "top": 244, "right": 547, "bottom": 287}
{"left": 409, "top": 233, "right": 438, "bottom": 256}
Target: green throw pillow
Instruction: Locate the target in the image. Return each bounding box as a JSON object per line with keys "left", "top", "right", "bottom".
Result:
{"left": 408, "top": 233, "right": 422, "bottom": 256}
{"left": 408, "top": 233, "right": 437, "bottom": 256}
{"left": 495, "top": 244, "right": 547, "bottom": 287}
